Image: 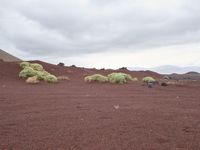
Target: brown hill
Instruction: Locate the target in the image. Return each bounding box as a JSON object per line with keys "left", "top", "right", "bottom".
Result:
{"left": 0, "top": 60, "right": 162, "bottom": 83}
{"left": 0, "top": 49, "right": 21, "bottom": 62}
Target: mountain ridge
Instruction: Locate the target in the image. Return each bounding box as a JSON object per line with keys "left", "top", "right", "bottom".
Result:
{"left": 128, "top": 65, "right": 200, "bottom": 74}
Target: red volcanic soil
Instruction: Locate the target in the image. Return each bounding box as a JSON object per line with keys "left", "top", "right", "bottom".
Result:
{"left": 0, "top": 61, "right": 200, "bottom": 150}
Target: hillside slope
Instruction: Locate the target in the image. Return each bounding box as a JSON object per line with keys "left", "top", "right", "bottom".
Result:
{"left": 0, "top": 49, "right": 21, "bottom": 62}
{"left": 0, "top": 60, "right": 162, "bottom": 83}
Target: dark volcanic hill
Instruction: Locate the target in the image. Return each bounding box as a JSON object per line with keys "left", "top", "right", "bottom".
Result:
{"left": 0, "top": 49, "right": 21, "bottom": 62}
{"left": 168, "top": 72, "right": 200, "bottom": 81}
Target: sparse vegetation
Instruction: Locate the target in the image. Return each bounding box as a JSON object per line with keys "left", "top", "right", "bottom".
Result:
{"left": 107, "top": 73, "right": 134, "bottom": 84}
{"left": 19, "top": 62, "right": 58, "bottom": 83}
{"left": 84, "top": 72, "right": 137, "bottom": 84}
{"left": 84, "top": 74, "right": 108, "bottom": 83}
{"left": 57, "top": 76, "right": 70, "bottom": 80}
{"left": 142, "top": 76, "right": 156, "bottom": 84}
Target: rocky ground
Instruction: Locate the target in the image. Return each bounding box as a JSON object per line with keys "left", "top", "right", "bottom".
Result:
{"left": 0, "top": 61, "right": 200, "bottom": 150}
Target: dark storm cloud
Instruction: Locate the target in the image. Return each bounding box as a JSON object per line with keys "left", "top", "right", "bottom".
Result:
{"left": 0, "top": 0, "right": 200, "bottom": 57}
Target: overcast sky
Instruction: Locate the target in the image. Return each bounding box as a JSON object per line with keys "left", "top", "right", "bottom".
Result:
{"left": 0, "top": 0, "right": 200, "bottom": 69}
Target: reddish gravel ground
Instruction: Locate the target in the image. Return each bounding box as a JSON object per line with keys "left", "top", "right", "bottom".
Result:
{"left": 0, "top": 61, "right": 200, "bottom": 150}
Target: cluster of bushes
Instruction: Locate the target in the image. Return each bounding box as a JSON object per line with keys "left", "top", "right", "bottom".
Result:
{"left": 84, "top": 73, "right": 138, "bottom": 84}
{"left": 19, "top": 62, "right": 160, "bottom": 87}
{"left": 84, "top": 73, "right": 159, "bottom": 86}
{"left": 19, "top": 62, "right": 58, "bottom": 83}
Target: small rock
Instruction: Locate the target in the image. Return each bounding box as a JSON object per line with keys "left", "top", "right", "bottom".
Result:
{"left": 148, "top": 83, "right": 153, "bottom": 88}
{"left": 26, "top": 76, "right": 40, "bottom": 84}
{"left": 57, "top": 62, "right": 65, "bottom": 66}
{"left": 114, "top": 105, "right": 119, "bottom": 109}
{"left": 161, "top": 82, "right": 168, "bottom": 86}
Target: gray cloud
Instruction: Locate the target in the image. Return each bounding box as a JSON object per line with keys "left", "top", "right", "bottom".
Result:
{"left": 0, "top": 0, "right": 200, "bottom": 58}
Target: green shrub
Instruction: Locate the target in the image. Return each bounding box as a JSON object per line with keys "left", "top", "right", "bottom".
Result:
{"left": 36, "top": 71, "right": 50, "bottom": 80}
{"left": 19, "top": 62, "right": 58, "bottom": 84}
{"left": 107, "top": 73, "right": 133, "bottom": 84}
{"left": 142, "top": 76, "right": 156, "bottom": 83}
{"left": 84, "top": 74, "right": 108, "bottom": 83}
{"left": 20, "top": 62, "right": 30, "bottom": 69}
{"left": 121, "top": 73, "right": 133, "bottom": 81}
{"left": 44, "top": 74, "right": 58, "bottom": 83}
{"left": 34, "top": 71, "right": 57, "bottom": 83}
{"left": 19, "top": 67, "right": 38, "bottom": 78}
{"left": 30, "top": 63, "right": 44, "bottom": 71}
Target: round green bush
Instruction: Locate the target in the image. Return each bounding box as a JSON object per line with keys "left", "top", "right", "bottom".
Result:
{"left": 20, "top": 62, "right": 30, "bottom": 69}
{"left": 19, "top": 67, "right": 38, "bottom": 78}
{"left": 142, "top": 77, "right": 156, "bottom": 83}
{"left": 84, "top": 74, "right": 108, "bottom": 83}
{"left": 30, "top": 63, "right": 44, "bottom": 71}
{"left": 107, "top": 73, "right": 133, "bottom": 84}
{"left": 44, "top": 74, "right": 58, "bottom": 83}
{"left": 35, "top": 71, "right": 49, "bottom": 80}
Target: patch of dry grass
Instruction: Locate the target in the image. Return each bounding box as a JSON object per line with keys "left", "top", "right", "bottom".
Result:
{"left": 57, "top": 76, "right": 70, "bottom": 80}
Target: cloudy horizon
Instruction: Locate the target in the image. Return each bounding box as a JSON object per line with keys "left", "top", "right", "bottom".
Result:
{"left": 1, "top": 0, "right": 200, "bottom": 69}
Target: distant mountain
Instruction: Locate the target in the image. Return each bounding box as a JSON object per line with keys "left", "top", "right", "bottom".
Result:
{"left": 0, "top": 49, "right": 21, "bottom": 62}
{"left": 128, "top": 65, "right": 200, "bottom": 74}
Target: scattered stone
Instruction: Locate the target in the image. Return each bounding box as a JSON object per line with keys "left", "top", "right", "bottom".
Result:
{"left": 57, "top": 62, "right": 65, "bottom": 67}
{"left": 148, "top": 83, "right": 153, "bottom": 88}
{"left": 160, "top": 82, "right": 168, "bottom": 86}
{"left": 70, "top": 65, "right": 76, "bottom": 68}
{"left": 26, "top": 76, "right": 40, "bottom": 84}
{"left": 113, "top": 105, "right": 119, "bottom": 109}
{"left": 119, "top": 67, "right": 128, "bottom": 70}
